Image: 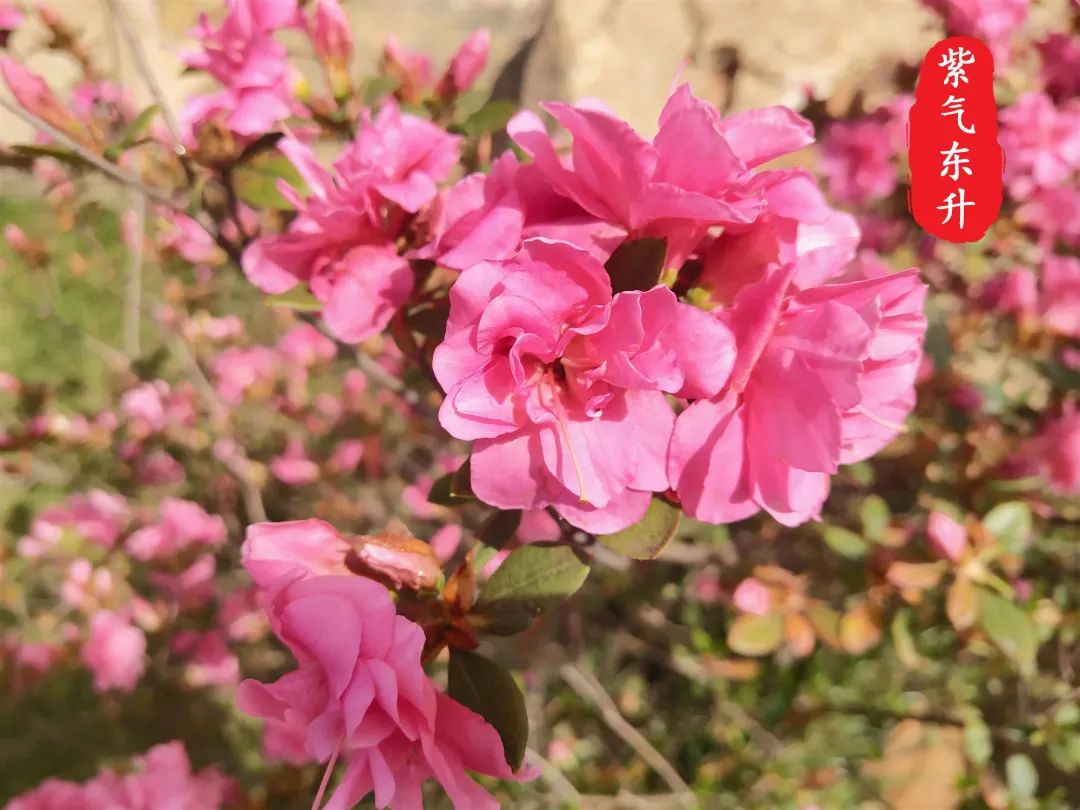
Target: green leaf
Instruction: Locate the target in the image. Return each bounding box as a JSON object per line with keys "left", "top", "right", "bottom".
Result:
{"left": 859, "top": 494, "right": 890, "bottom": 542}
{"left": 479, "top": 510, "right": 522, "bottom": 549}
{"left": 962, "top": 711, "right": 993, "bottom": 767}
{"left": 265, "top": 287, "right": 322, "bottom": 311}
{"left": 233, "top": 152, "right": 309, "bottom": 210}
{"left": 604, "top": 237, "right": 667, "bottom": 294}
{"left": 448, "top": 649, "right": 528, "bottom": 769}
{"left": 477, "top": 545, "right": 589, "bottom": 614}
{"left": 428, "top": 460, "right": 474, "bottom": 506}
{"left": 363, "top": 74, "right": 401, "bottom": 107}
{"left": 117, "top": 105, "right": 160, "bottom": 149}
{"left": 597, "top": 498, "right": 680, "bottom": 560}
{"left": 821, "top": 525, "right": 869, "bottom": 559}
{"left": 977, "top": 589, "right": 1037, "bottom": 676}
{"left": 727, "top": 613, "right": 784, "bottom": 657}
{"left": 1005, "top": 753, "right": 1038, "bottom": 799}
{"left": 982, "top": 501, "right": 1032, "bottom": 553}
{"left": 462, "top": 100, "right": 517, "bottom": 138}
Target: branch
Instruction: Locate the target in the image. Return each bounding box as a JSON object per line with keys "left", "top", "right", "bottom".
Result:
{"left": 103, "top": 0, "right": 186, "bottom": 154}
{"left": 0, "top": 97, "right": 182, "bottom": 210}
{"left": 559, "top": 663, "right": 696, "bottom": 807}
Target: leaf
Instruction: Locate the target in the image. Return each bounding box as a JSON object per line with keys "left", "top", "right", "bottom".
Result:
{"left": 963, "top": 711, "right": 993, "bottom": 767}
{"left": 806, "top": 604, "right": 843, "bottom": 648}
{"left": 727, "top": 613, "right": 784, "bottom": 657}
{"left": 886, "top": 561, "right": 945, "bottom": 591}
{"left": 448, "top": 648, "right": 528, "bottom": 769}
{"left": 891, "top": 609, "right": 923, "bottom": 669}
{"left": 597, "top": 498, "right": 680, "bottom": 560}
{"left": 604, "top": 237, "right": 667, "bottom": 294}
{"left": 12, "top": 143, "right": 94, "bottom": 170}
{"left": 478, "top": 510, "right": 522, "bottom": 549}
{"left": 1005, "top": 753, "right": 1038, "bottom": 799}
{"left": 476, "top": 545, "right": 589, "bottom": 614}
{"left": 233, "top": 152, "right": 309, "bottom": 210}
{"left": 822, "top": 525, "right": 870, "bottom": 559}
{"left": 977, "top": 590, "right": 1037, "bottom": 675}
{"left": 860, "top": 495, "right": 890, "bottom": 542}
{"left": 839, "top": 603, "right": 883, "bottom": 654}
{"left": 981, "top": 501, "right": 1032, "bottom": 554}
{"left": 117, "top": 105, "right": 160, "bottom": 149}
{"left": 428, "top": 461, "right": 474, "bottom": 506}
{"left": 462, "top": 100, "right": 517, "bottom": 137}
{"left": 363, "top": 74, "right": 401, "bottom": 106}
{"left": 265, "top": 287, "right": 322, "bottom": 311}
{"left": 946, "top": 576, "right": 979, "bottom": 631}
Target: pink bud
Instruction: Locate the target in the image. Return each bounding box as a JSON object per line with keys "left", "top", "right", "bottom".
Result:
{"left": 732, "top": 577, "right": 771, "bottom": 615}
{"left": 927, "top": 511, "right": 967, "bottom": 562}
{"left": 310, "top": 0, "right": 352, "bottom": 68}
{"left": 437, "top": 29, "right": 489, "bottom": 99}
{"left": 347, "top": 530, "right": 443, "bottom": 591}
{"left": 3, "top": 223, "right": 29, "bottom": 252}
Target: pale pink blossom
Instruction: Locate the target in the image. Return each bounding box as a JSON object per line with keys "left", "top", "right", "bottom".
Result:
{"left": 150, "top": 553, "right": 217, "bottom": 609}
{"left": 125, "top": 497, "right": 226, "bottom": 561}
{"left": 6, "top": 741, "right": 233, "bottom": 810}
{"left": 276, "top": 322, "right": 337, "bottom": 367}
{"left": 819, "top": 118, "right": 898, "bottom": 205}
{"left": 18, "top": 490, "right": 130, "bottom": 558}
{"left": 81, "top": 610, "right": 146, "bottom": 692}
{"left": 922, "top": 0, "right": 1028, "bottom": 63}
{"left": 241, "top": 518, "right": 352, "bottom": 592}
{"left": 1028, "top": 402, "right": 1080, "bottom": 495}
{"left": 270, "top": 438, "right": 320, "bottom": 485}
{"left": 1039, "top": 255, "right": 1080, "bottom": 338}
{"left": 732, "top": 577, "right": 771, "bottom": 615}
{"left": 429, "top": 524, "right": 463, "bottom": 561}
{"left": 927, "top": 510, "right": 968, "bottom": 561}
{"left": 1000, "top": 93, "right": 1080, "bottom": 199}
{"left": 211, "top": 345, "right": 279, "bottom": 403}
{"left": 434, "top": 238, "right": 736, "bottom": 532}
{"left": 1038, "top": 33, "right": 1080, "bottom": 102}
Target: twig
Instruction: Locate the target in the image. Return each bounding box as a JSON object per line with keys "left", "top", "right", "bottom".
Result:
{"left": 103, "top": 0, "right": 186, "bottom": 154}
{"left": 559, "top": 663, "right": 696, "bottom": 807}
{"left": 161, "top": 323, "right": 268, "bottom": 523}
{"left": 525, "top": 747, "right": 582, "bottom": 805}
{"left": 0, "top": 97, "right": 182, "bottom": 210}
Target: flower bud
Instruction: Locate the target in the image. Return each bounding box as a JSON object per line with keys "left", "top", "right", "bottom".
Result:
{"left": 346, "top": 530, "right": 442, "bottom": 592}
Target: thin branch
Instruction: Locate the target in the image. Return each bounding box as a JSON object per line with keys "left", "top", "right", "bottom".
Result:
{"left": 103, "top": 0, "right": 186, "bottom": 154}
{"left": 559, "top": 663, "right": 696, "bottom": 807}
{"left": 525, "top": 747, "right": 582, "bottom": 805}
{"left": 0, "top": 97, "right": 182, "bottom": 210}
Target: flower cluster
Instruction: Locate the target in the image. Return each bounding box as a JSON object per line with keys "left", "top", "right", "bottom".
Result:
{"left": 237, "top": 520, "right": 528, "bottom": 809}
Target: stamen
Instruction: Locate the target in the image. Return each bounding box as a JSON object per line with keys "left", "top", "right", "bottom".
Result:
{"left": 855, "top": 404, "right": 908, "bottom": 433}
{"left": 311, "top": 737, "right": 343, "bottom": 810}
{"left": 545, "top": 372, "right": 590, "bottom": 505}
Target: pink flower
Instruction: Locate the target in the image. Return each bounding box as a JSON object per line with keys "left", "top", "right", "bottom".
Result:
{"left": 135, "top": 450, "right": 186, "bottom": 486}
{"left": 1038, "top": 33, "right": 1080, "bottom": 102}
{"left": 819, "top": 118, "right": 898, "bottom": 205}
{"left": 429, "top": 524, "right": 463, "bottom": 561}
{"left": 1028, "top": 402, "right": 1080, "bottom": 495}
{"left": 180, "top": 0, "right": 299, "bottom": 138}
{"left": 0, "top": 1, "right": 23, "bottom": 36}
{"left": 732, "top": 577, "right": 771, "bottom": 615}
{"left": 670, "top": 254, "right": 926, "bottom": 526}
{"left": 927, "top": 511, "right": 968, "bottom": 561}
{"left": 276, "top": 322, "right": 337, "bottom": 367}
{"left": 159, "top": 210, "right": 221, "bottom": 265}
{"left": 241, "top": 518, "right": 353, "bottom": 592}
{"left": 436, "top": 29, "right": 490, "bottom": 100}
{"left": 237, "top": 573, "right": 522, "bottom": 809}
{"left": 18, "top": 490, "right": 130, "bottom": 558}
{"left": 211, "top": 345, "right": 278, "bottom": 403}
{"left": 1016, "top": 185, "right": 1080, "bottom": 249}
{"left": 922, "top": 0, "right": 1028, "bottom": 63}
{"left": 507, "top": 84, "right": 813, "bottom": 267}
{"left": 150, "top": 553, "right": 218, "bottom": 609}
{"left": 121, "top": 380, "right": 170, "bottom": 432}
{"left": 329, "top": 439, "right": 365, "bottom": 474}
{"left": 81, "top": 610, "right": 146, "bottom": 692}
{"left": 434, "top": 238, "right": 735, "bottom": 532}
{"left": 1039, "top": 255, "right": 1080, "bottom": 338}
{"left": 125, "top": 497, "right": 226, "bottom": 561}
{"left": 175, "top": 631, "right": 240, "bottom": 688}
{"left": 982, "top": 267, "right": 1038, "bottom": 316}
{"left": 6, "top": 741, "right": 233, "bottom": 810}
{"left": 270, "top": 438, "right": 320, "bottom": 485}
{"left": 242, "top": 110, "right": 460, "bottom": 342}
{"left": 1000, "top": 93, "right": 1080, "bottom": 199}
{"left": 60, "top": 559, "right": 114, "bottom": 611}
{"left": 381, "top": 35, "right": 433, "bottom": 102}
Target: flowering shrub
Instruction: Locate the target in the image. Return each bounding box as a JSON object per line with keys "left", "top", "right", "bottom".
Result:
{"left": 0, "top": 0, "right": 1078, "bottom": 807}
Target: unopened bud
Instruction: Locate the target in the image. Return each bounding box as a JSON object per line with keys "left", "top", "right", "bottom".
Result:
{"left": 346, "top": 530, "right": 442, "bottom": 592}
